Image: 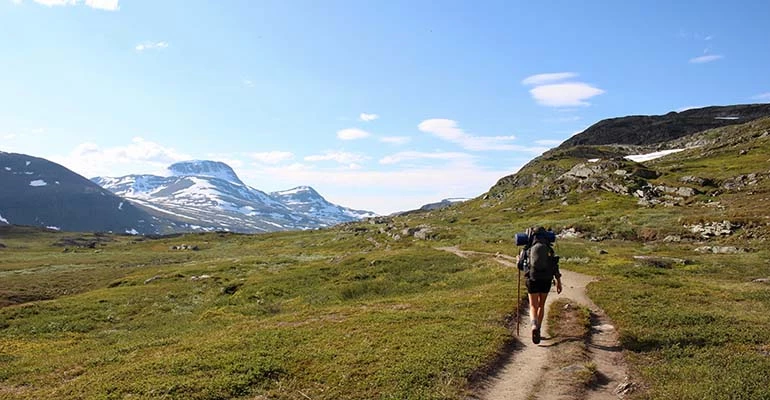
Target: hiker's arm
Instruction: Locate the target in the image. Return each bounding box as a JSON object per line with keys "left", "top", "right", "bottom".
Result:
{"left": 517, "top": 249, "right": 526, "bottom": 270}
{"left": 554, "top": 255, "right": 563, "bottom": 293}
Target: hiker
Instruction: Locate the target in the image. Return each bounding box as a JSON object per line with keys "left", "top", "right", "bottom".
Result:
{"left": 517, "top": 226, "right": 562, "bottom": 344}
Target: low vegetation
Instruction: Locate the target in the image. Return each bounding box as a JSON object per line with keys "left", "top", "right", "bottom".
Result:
{"left": 2, "top": 118, "right": 770, "bottom": 399}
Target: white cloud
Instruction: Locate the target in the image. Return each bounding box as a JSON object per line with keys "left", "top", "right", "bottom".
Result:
{"left": 242, "top": 79, "right": 255, "bottom": 88}
{"left": 751, "top": 92, "right": 770, "bottom": 102}
{"left": 535, "top": 139, "right": 562, "bottom": 146}
{"left": 249, "top": 151, "right": 294, "bottom": 164}
{"left": 417, "top": 119, "right": 545, "bottom": 152}
{"left": 84, "top": 0, "right": 117, "bottom": 10}
{"left": 30, "top": 0, "right": 77, "bottom": 6}
{"left": 521, "top": 72, "right": 578, "bottom": 86}
{"left": 379, "top": 136, "right": 411, "bottom": 145}
{"left": 359, "top": 113, "right": 380, "bottom": 122}
{"left": 2, "top": 133, "right": 17, "bottom": 140}
{"left": 689, "top": 54, "right": 723, "bottom": 63}
{"left": 529, "top": 82, "right": 605, "bottom": 107}
{"left": 304, "top": 151, "right": 367, "bottom": 164}
{"left": 336, "top": 128, "right": 371, "bottom": 140}
{"left": 21, "top": 0, "right": 119, "bottom": 10}
{"left": 135, "top": 41, "right": 169, "bottom": 52}
{"left": 50, "top": 137, "right": 190, "bottom": 178}
{"left": 379, "top": 151, "right": 473, "bottom": 165}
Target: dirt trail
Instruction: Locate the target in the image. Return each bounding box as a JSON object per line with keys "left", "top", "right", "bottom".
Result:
{"left": 437, "top": 247, "right": 629, "bottom": 400}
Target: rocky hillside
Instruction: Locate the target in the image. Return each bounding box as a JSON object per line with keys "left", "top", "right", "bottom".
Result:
{"left": 441, "top": 115, "right": 770, "bottom": 244}
{"left": 559, "top": 104, "right": 770, "bottom": 148}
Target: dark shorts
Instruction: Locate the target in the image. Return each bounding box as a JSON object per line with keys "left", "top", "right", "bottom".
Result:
{"left": 526, "top": 278, "right": 552, "bottom": 294}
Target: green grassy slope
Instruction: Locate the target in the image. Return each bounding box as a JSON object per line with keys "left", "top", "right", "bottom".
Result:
{"left": 2, "top": 118, "right": 769, "bottom": 399}
{"left": 0, "top": 229, "right": 521, "bottom": 399}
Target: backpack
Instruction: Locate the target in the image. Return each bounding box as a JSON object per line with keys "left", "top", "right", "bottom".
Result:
{"left": 527, "top": 242, "right": 556, "bottom": 281}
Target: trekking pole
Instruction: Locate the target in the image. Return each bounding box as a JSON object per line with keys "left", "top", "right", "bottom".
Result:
{"left": 516, "top": 267, "right": 521, "bottom": 337}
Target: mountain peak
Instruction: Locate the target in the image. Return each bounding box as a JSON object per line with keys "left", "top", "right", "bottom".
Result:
{"left": 273, "top": 186, "right": 318, "bottom": 196}
{"left": 167, "top": 160, "right": 243, "bottom": 185}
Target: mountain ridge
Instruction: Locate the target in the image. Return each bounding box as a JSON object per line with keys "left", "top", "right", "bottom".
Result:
{"left": 93, "top": 162, "right": 376, "bottom": 233}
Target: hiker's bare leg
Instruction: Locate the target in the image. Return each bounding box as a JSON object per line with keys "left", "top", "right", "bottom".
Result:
{"left": 528, "top": 293, "right": 540, "bottom": 329}
{"left": 535, "top": 292, "right": 549, "bottom": 329}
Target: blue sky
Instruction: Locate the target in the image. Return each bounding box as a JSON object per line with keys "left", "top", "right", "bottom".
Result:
{"left": 2, "top": 0, "right": 769, "bottom": 214}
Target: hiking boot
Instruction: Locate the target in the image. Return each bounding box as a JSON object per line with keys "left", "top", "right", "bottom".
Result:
{"left": 532, "top": 327, "right": 541, "bottom": 344}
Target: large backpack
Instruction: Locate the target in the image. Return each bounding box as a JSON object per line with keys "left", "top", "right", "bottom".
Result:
{"left": 527, "top": 242, "right": 556, "bottom": 281}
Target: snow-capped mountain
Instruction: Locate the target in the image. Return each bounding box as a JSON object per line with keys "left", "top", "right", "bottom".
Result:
{"left": 0, "top": 151, "right": 165, "bottom": 234}
{"left": 270, "top": 186, "right": 377, "bottom": 225}
{"left": 93, "top": 161, "right": 376, "bottom": 233}
{"left": 168, "top": 160, "right": 244, "bottom": 185}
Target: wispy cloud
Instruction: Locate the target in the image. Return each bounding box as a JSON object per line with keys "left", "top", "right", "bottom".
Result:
{"left": 2, "top": 133, "right": 17, "bottom": 140}
{"left": 751, "top": 92, "right": 770, "bottom": 102}
{"left": 249, "top": 151, "right": 294, "bottom": 164}
{"left": 521, "top": 72, "right": 578, "bottom": 86}
{"left": 418, "top": 119, "right": 544, "bottom": 152}
{"left": 135, "top": 41, "right": 169, "bottom": 52}
{"left": 379, "top": 136, "right": 411, "bottom": 145}
{"left": 689, "top": 54, "right": 723, "bottom": 64}
{"left": 379, "top": 151, "right": 473, "bottom": 165}
{"left": 18, "top": 0, "right": 119, "bottom": 10}
{"left": 359, "top": 113, "right": 380, "bottom": 122}
{"left": 529, "top": 82, "right": 605, "bottom": 107}
{"left": 337, "top": 128, "right": 371, "bottom": 140}
{"left": 242, "top": 79, "right": 254, "bottom": 88}
{"left": 304, "top": 151, "right": 368, "bottom": 165}
{"left": 522, "top": 72, "right": 604, "bottom": 108}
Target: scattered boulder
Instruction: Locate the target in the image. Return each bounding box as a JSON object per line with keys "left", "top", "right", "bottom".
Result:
{"left": 170, "top": 244, "right": 200, "bottom": 251}
{"left": 615, "top": 377, "right": 636, "bottom": 398}
{"left": 686, "top": 220, "right": 739, "bottom": 238}
{"left": 722, "top": 173, "right": 764, "bottom": 191}
{"left": 662, "top": 235, "right": 682, "bottom": 243}
{"left": 190, "top": 275, "right": 212, "bottom": 281}
{"left": 680, "top": 175, "right": 716, "bottom": 187}
{"left": 0, "top": 243, "right": 6, "bottom": 249}
{"left": 694, "top": 246, "right": 746, "bottom": 254}
{"left": 413, "top": 226, "right": 437, "bottom": 240}
{"left": 144, "top": 275, "right": 162, "bottom": 284}
{"left": 598, "top": 249, "right": 608, "bottom": 255}
{"left": 221, "top": 283, "right": 242, "bottom": 295}
{"left": 557, "top": 227, "right": 582, "bottom": 239}
{"left": 751, "top": 278, "right": 769, "bottom": 284}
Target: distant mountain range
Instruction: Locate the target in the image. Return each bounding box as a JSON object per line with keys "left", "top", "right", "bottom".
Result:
{"left": 0, "top": 155, "right": 375, "bottom": 234}
{"left": 93, "top": 160, "right": 376, "bottom": 233}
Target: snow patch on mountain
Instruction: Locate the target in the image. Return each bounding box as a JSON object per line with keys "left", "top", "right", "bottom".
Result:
{"left": 168, "top": 160, "right": 243, "bottom": 185}
{"left": 29, "top": 179, "right": 47, "bottom": 187}
{"left": 94, "top": 161, "right": 376, "bottom": 233}
{"left": 0, "top": 213, "right": 8, "bottom": 224}
{"left": 625, "top": 149, "right": 685, "bottom": 162}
